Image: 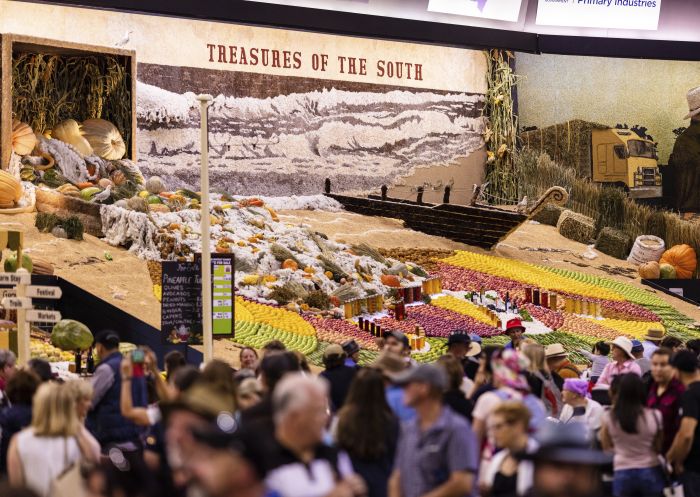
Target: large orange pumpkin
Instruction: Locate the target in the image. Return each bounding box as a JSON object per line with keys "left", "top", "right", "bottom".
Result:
{"left": 660, "top": 244, "right": 697, "bottom": 279}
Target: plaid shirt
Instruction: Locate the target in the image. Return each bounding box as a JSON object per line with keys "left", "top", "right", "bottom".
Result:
{"left": 647, "top": 378, "right": 686, "bottom": 453}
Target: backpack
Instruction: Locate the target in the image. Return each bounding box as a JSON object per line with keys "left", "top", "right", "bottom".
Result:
{"left": 537, "top": 371, "right": 563, "bottom": 417}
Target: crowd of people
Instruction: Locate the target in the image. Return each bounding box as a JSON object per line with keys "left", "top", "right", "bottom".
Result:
{"left": 0, "top": 322, "right": 699, "bottom": 497}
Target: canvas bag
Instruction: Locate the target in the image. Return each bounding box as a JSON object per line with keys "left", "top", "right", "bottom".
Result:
{"left": 49, "top": 437, "right": 88, "bottom": 497}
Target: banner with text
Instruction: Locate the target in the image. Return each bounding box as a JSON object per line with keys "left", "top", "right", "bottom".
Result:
{"left": 536, "top": 0, "right": 662, "bottom": 30}
{"left": 428, "top": 0, "right": 524, "bottom": 23}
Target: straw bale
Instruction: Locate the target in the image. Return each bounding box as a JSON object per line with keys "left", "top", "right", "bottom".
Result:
{"left": 595, "top": 227, "right": 632, "bottom": 260}
{"left": 532, "top": 204, "right": 564, "bottom": 226}
{"left": 557, "top": 210, "right": 595, "bottom": 244}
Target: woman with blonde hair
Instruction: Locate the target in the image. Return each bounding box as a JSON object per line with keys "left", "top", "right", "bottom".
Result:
{"left": 7, "top": 382, "right": 100, "bottom": 497}
{"left": 65, "top": 379, "right": 94, "bottom": 423}
{"left": 522, "top": 343, "right": 562, "bottom": 416}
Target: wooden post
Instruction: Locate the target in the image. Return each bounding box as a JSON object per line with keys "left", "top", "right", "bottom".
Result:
{"left": 417, "top": 186, "right": 424, "bottom": 204}
{"left": 381, "top": 185, "right": 388, "bottom": 201}
{"left": 443, "top": 186, "right": 451, "bottom": 204}
{"left": 197, "top": 94, "right": 214, "bottom": 364}
{"left": 15, "top": 272, "right": 29, "bottom": 366}
{"left": 324, "top": 178, "right": 331, "bottom": 194}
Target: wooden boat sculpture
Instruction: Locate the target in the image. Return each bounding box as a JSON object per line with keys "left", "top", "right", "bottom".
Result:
{"left": 324, "top": 180, "right": 568, "bottom": 250}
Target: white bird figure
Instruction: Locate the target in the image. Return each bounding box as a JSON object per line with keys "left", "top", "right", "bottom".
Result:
{"left": 115, "top": 30, "right": 132, "bottom": 47}
{"left": 92, "top": 185, "right": 112, "bottom": 203}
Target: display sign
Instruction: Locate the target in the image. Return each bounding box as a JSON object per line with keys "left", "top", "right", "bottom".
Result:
{"left": 536, "top": 0, "right": 662, "bottom": 31}
{"left": 161, "top": 261, "right": 203, "bottom": 345}
{"left": 194, "top": 253, "right": 235, "bottom": 338}
{"left": 1, "top": 297, "right": 33, "bottom": 310}
{"left": 26, "top": 310, "right": 61, "bottom": 323}
{"left": 0, "top": 273, "right": 30, "bottom": 285}
{"left": 428, "top": 0, "right": 523, "bottom": 22}
{"left": 26, "top": 286, "right": 62, "bottom": 299}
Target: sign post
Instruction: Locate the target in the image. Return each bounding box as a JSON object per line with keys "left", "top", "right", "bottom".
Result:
{"left": 197, "top": 94, "right": 214, "bottom": 364}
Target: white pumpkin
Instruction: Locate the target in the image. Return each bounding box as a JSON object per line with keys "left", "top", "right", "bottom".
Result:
{"left": 52, "top": 119, "right": 94, "bottom": 157}
{"left": 81, "top": 119, "right": 126, "bottom": 160}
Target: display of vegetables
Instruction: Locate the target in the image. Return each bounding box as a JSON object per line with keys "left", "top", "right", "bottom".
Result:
{"left": 660, "top": 244, "right": 697, "bottom": 279}
{"left": 50, "top": 319, "right": 93, "bottom": 351}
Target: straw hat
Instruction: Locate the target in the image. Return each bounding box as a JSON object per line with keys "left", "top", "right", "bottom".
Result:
{"left": 610, "top": 336, "right": 635, "bottom": 360}
{"left": 643, "top": 328, "right": 665, "bottom": 342}
{"left": 685, "top": 86, "right": 700, "bottom": 120}
{"left": 544, "top": 343, "right": 568, "bottom": 359}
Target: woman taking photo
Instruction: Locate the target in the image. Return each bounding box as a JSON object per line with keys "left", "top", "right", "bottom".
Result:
{"left": 335, "top": 368, "right": 399, "bottom": 497}
{"left": 600, "top": 373, "right": 664, "bottom": 497}
{"left": 8, "top": 382, "right": 100, "bottom": 497}
{"left": 482, "top": 401, "right": 537, "bottom": 497}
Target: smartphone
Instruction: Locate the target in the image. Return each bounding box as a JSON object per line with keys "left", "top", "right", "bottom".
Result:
{"left": 131, "top": 349, "right": 145, "bottom": 378}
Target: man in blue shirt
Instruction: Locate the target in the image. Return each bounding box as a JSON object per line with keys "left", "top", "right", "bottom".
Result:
{"left": 342, "top": 339, "right": 361, "bottom": 369}
{"left": 389, "top": 364, "right": 478, "bottom": 497}
{"left": 372, "top": 352, "right": 416, "bottom": 422}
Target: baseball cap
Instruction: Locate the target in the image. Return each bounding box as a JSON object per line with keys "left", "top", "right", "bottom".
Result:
{"left": 469, "top": 334, "right": 483, "bottom": 344}
{"left": 631, "top": 339, "right": 644, "bottom": 354}
{"left": 447, "top": 331, "right": 482, "bottom": 357}
{"left": 671, "top": 349, "right": 699, "bottom": 373}
{"left": 393, "top": 364, "right": 448, "bottom": 391}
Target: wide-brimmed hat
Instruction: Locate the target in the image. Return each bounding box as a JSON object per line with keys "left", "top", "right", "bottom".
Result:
{"left": 370, "top": 352, "right": 407, "bottom": 381}
{"left": 519, "top": 422, "right": 612, "bottom": 466}
{"left": 505, "top": 318, "right": 525, "bottom": 334}
{"left": 610, "top": 336, "right": 635, "bottom": 360}
{"left": 544, "top": 343, "right": 568, "bottom": 359}
{"left": 643, "top": 328, "right": 665, "bottom": 342}
{"left": 685, "top": 86, "right": 700, "bottom": 120}
{"left": 447, "top": 331, "right": 482, "bottom": 357}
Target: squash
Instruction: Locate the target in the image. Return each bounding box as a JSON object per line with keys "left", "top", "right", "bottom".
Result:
{"left": 145, "top": 176, "right": 166, "bottom": 195}
{"left": 659, "top": 263, "right": 677, "bottom": 279}
{"left": 380, "top": 274, "right": 401, "bottom": 287}
{"left": 11, "top": 120, "right": 37, "bottom": 155}
{"left": 638, "top": 261, "right": 660, "bottom": 279}
{"left": 303, "top": 266, "right": 315, "bottom": 274}
{"left": 324, "top": 271, "right": 334, "bottom": 279}
{"left": 660, "top": 244, "right": 697, "bottom": 279}
{"left": 0, "top": 170, "right": 22, "bottom": 205}
{"left": 52, "top": 119, "right": 94, "bottom": 157}
{"left": 263, "top": 275, "right": 278, "bottom": 283}
{"left": 4, "top": 253, "right": 32, "bottom": 273}
{"left": 148, "top": 204, "right": 171, "bottom": 213}
{"left": 241, "top": 275, "right": 261, "bottom": 286}
{"left": 81, "top": 119, "right": 126, "bottom": 160}
{"left": 282, "top": 259, "right": 298, "bottom": 271}
{"left": 110, "top": 170, "right": 127, "bottom": 186}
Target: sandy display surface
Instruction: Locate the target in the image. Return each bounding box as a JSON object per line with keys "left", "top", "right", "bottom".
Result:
{"left": 5, "top": 208, "right": 699, "bottom": 365}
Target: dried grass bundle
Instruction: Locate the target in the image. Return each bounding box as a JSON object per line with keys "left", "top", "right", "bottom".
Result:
{"left": 595, "top": 227, "right": 631, "bottom": 260}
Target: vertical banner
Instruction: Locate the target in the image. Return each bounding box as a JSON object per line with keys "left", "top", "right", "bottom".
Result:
{"left": 195, "top": 253, "right": 235, "bottom": 337}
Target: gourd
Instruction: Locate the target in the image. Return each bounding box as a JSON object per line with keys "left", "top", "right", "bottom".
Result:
{"left": 0, "top": 170, "right": 22, "bottom": 205}
{"left": 282, "top": 259, "right": 299, "bottom": 271}
{"left": 148, "top": 204, "right": 171, "bottom": 213}
{"left": 51, "top": 319, "right": 93, "bottom": 351}
{"left": 638, "top": 261, "right": 660, "bottom": 279}
{"left": 380, "top": 274, "right": 401, "bottom": 287}
{"left": 303, "top": 266, "right": 315, "bottom": 274}
{"left": 52, "top": 119, "right": 94, "bottom": 157}
{"left": 660, "top": 244, "right": 697, "bottom": 279}
{"left": 659, "top": 263, "right": 677, "bottom": 279}
{"left": 11, "top": 120, "right": 37, "bottom": 155}
{"left": 110, "top": 170, "right": 127, "bottom": 186}
{"left": 4, "top": 253, "right": 32, "bottom": 273}
{"left": 81, "top": 119, "right": 126, "bottom": 160}
{"left": 32, "top": 259, "right": 55, "bottom": 276}
{"left": 145, "top": 176, "right": 166, "bottom": 195}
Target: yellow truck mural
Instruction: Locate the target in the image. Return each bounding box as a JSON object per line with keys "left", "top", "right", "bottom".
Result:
{"left": 521, "top": 120, "right": 663, "bottom": 199}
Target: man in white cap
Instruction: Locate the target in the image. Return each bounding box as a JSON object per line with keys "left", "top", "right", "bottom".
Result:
{"left": 669, "top": 86, "right": 700, "bottom": 212}
{"left": 595, "top": 336, "right": 642, "bottom": 387}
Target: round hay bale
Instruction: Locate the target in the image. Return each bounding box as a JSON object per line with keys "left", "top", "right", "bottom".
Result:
{"left": 557, "top": 210, "right": 595, "bottom": 244}
{"left": 532, "top": 204, "right": 564, "bottom": 227}
{"left": 595, "top": 227, "right": 631, "bottom": 260}
{"left": 627, "top": 235, "right": 665, "bottom": 265}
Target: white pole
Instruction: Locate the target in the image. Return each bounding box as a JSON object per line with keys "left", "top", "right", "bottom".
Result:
{"left": 197, "top": 94, "right": 214, "bottom": 364}
{"left": 15, "top": 272, "right": 29, "bottom": 366}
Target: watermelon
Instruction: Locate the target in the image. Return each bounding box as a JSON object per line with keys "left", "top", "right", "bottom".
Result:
{"left": 51, "top": 319, "right": 93, "bottom": 351}
{"left": 4, "top": 253, "right": 32, "bottom": 273}
{"left": 659, "top": 263, "right": 677, "bottom": 279}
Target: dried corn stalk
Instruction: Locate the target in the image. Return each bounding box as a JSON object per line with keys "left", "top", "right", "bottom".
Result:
{"left": 351, "top": 243, "right": 388, "bottom": 265}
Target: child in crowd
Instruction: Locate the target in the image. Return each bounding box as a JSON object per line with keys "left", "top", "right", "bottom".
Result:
{"left": 578, "top": 341, "right": 611, "bottom": 383}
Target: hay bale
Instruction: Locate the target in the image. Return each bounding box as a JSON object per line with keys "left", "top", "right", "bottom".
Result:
{"left": 557, "top": 210, "right": 595, "bottom": 244}
{"left": 532, "top": 204, "right": 564, "bottom": 226}
{"left": 595, "top": 227, "right": 632, "bottom": 260}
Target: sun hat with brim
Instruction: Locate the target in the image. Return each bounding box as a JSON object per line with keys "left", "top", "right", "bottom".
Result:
{"left": 610, "top": 336, "right": 635, "bottom": 360}
{"left": 518, "top": 422, "right": 612, "bottom": 466}
{"left": 685, "top": 86, "right": 700, "bottom": 120}
{"left": 393, "top": 364, "right": 448, "bottom": 391}
{"left": 323, "top": 344, "right": 345, "bottom": 360}
{"left": 161, "top": 383, "right": 237, "bottom": 422}
{"left": 505, "top": 318, "right": 526, "bottom": 334}
{"left": 643, "top": 328, "right": 665, "bottom": 342}
{"left": 544, "top": 343, "right": 568, "bottom": 359}
{"left": 447, "top": 332, "right": 482, "bottom": 357}
{"left": 370, "top": 352, "right": 408, "bottom": 381}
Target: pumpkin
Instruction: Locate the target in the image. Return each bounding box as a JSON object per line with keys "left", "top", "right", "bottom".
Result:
{"left": 638, "top": 261, "right": 660, "bottom": 279}
{"left": 263, "top": 275, "right": 278, "bottom": 283}
{"left": 11, "top": 120, "right": 37, "bottom": 155}
{"left": 660, "top": 244, "right": 697, "bottom": 279}
{"left": 81, "top": 119, "right": 126, "bottom": 160}
{"left": 110, "top": 170, "right": 127, "bottom": 186}
{"left": 145, "top": 176, "right": 166, "bottom": 195}
{"left": 303, "top": 266, "right": 315, "bottom": 274}
{"left": 380, "top": 274, "right": 401, "bottom": 287}
{"left": 0, "top": 170, "right": 22, "bottom": 205}
{"left": 659, "top": 263, "right": 677, "bottom": 279}
{"left": 52, "top": 119, "right": 94, "bottom": 157}
{"left": 324, "top": 271, "right": 334, "bottom": 279}
{"left": 282, "top": 259, "right": 298, "bottom": 271}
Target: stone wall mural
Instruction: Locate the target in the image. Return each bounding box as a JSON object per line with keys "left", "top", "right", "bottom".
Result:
{"left": 135, "top": 66, "right": 486, "bottom": 196}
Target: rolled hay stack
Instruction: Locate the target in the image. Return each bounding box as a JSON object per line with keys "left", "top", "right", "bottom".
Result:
{"left": 532, "top": 204, "right": 564, "bottom": 226}
{"left": 595, "top": 227, "right": 632, "bottom": 260}
{"left": 557, "top": 210, "right": 595, "bottom": 244}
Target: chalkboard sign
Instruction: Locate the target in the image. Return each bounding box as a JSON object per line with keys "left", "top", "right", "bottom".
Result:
{"left": 161, "top": 261, "right": 203, "bottom": 345}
